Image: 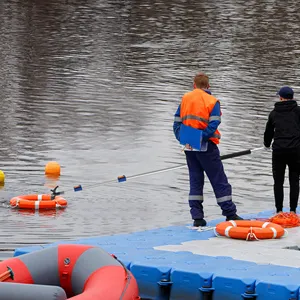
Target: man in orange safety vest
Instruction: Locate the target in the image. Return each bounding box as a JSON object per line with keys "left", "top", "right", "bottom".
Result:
{"left": 173, "top": 72, "right": 243, "bottom": 227}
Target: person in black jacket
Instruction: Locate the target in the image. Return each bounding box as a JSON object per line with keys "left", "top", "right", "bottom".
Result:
{"left": 264, "top": 86, "right": 300, "bottom": 213}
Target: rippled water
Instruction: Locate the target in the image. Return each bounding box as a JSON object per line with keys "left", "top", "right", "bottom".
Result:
{"left": 0, "top": 0, "right": 300, "bottom": 257}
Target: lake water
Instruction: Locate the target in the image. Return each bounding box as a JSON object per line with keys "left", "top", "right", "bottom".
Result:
{"left": 0, "top": 0, "right": 299, "bottom": 258}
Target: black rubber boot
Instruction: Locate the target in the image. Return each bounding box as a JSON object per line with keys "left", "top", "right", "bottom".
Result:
{"left": 226, "top": 214, "right": 243, "bottom": 221}
{"left": 193, "top": 219, "right": 207, "bottom": 227}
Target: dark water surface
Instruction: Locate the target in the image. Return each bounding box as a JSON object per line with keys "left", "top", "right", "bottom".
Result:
{"left": 1, "top": 0, "right": 300, "bottom": 256}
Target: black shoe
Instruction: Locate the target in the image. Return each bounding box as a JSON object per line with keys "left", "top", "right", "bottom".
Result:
{"left": 226, "top": 214, "right": 243, "bottom": 221}
{"left": 193, "top": 219, "right": 207, "bottom": 227}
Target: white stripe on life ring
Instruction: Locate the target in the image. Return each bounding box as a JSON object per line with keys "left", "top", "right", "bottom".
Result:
{"left": 34, "top": 201, "right": 39, "bottom": 210}
{"left": 229, "top": 220, "right": 237, "bottom": 227}
{"left": 225, "top": 226, "right": 233, "bottom": 237}
{"left": 37, "top": 195, "right": 43, "bottom": 201}
{"left": 262, "top": 222, "right": 270, "bottom": 228}
{"left": 269, "top": 227, "right": 277, "bottom": 238}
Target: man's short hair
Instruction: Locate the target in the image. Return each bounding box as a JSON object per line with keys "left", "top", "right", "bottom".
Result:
{"left": 194, "top": 73, "right": 209, "bottom": 89}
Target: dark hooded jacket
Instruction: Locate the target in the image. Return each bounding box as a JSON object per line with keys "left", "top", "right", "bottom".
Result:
{"left": 264, "top": 100, "right": 300, "bottom": 153}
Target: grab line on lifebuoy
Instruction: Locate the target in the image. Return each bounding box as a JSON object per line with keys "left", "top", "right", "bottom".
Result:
{"left": 214, "top": 220, "right": 286, "bottom": 241}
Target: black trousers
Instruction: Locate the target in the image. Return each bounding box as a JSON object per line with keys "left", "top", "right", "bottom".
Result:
{"left": 272, "top": 151, "right": 300, "bottom": 212}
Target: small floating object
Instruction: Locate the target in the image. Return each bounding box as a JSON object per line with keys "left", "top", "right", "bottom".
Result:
{"left": 44, "top": 161, "right": 61, "bottom": 176}
{"left": 117, "top": 175, "right": 127, "bottom": 182}
{"left": 73, "top": 184, "right": 82, "bottom": 192}
{"left": 0, "top": 170, "right": 5, "bottom": 184}
{"left": 9, "top": 194, "right": 67, "bottom": 210}
{"left": 214, "top": 220, "right": 286, "bottom": 241}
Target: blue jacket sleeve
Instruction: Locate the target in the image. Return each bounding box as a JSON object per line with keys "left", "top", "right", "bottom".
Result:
{"left": 173, "top": 104, "right": 181, "bottom": 142}
{"left": 202, "top": 101, "right": 221, "bottom": 141}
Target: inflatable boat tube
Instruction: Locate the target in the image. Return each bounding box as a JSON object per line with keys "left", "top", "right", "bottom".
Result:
{"left": 0, "top": 282, "right": 67, "bottom": 300}
{"left": 0, "top": 244, "right": 139, "bottom": 300}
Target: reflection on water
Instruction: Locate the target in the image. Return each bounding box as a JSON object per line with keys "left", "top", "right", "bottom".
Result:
{"left": 10, "top": 208, "right": 66, "bottom": 218}
{"left": 0, "top": 0, "right": 299, "bottom": 253}
{"left": 44, "top": 174, "right": 61, "bottom": 189}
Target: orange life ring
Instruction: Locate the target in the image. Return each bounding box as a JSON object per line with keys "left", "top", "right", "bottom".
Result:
{"left": 9, "top": 194, "right": 67, "bottom": 210}
{"left": 215, "top": 220, "right": 285, "bottom": 240}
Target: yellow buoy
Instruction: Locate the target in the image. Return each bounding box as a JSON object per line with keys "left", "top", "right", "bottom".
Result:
{"left": 45, "top": 161, "right": 61, "bottom": 176}
{"left": 0, "top": 170, "right": 5, "bottom": 184}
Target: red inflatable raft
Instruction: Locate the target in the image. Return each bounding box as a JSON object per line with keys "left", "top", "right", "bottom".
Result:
{"left": 0, "top": 244, "right": 140, "bottom": 300}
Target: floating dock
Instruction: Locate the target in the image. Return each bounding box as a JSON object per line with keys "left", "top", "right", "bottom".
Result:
{"left": 14, "top": 209, "right": 300, "bottom": 300}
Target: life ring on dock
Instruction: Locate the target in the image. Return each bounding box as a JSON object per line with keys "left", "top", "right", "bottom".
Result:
{"left": 0, "top": 244, "right": 140, "bottom": 300}
{"left": 215, "top": 220, "right": 286, "bottom": 241}
{"left": 9, "top": 194, "right": 67, "bottom": 210}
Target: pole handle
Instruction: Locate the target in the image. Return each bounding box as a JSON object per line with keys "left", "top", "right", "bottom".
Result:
{"left": 221, "top": 149, "right": 251, "bottom": 160}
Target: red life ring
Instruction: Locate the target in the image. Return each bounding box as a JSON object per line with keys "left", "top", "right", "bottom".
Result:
{"left": 10, "top": 194, "right": 67, "bottom": 210}
{"left": 215, "top": 220, "right": 285, "bottom": 240}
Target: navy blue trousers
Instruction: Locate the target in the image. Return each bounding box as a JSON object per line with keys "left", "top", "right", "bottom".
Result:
{"left": 185, "top": 142, "right": 237, "bottom": 220}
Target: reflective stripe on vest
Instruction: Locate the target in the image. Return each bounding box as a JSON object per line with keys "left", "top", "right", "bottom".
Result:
{"left": 182, "top": 115, "right": 209, "bottom": 124}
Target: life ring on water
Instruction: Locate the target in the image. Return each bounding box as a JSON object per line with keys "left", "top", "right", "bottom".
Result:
{"left": 9, "top": 194, "right": 67, "bottom": 210}
{"left": 215, "top": 220, "right": 286, "bottom": 241}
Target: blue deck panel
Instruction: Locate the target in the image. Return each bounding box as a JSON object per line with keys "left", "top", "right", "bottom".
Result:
{"left": 13, "top": 209, "right": 300, "bottom": 299}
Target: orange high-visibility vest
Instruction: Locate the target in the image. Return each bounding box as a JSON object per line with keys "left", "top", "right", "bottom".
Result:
{"left": 180, "top": 89, "right": 221, "bottom": 144}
